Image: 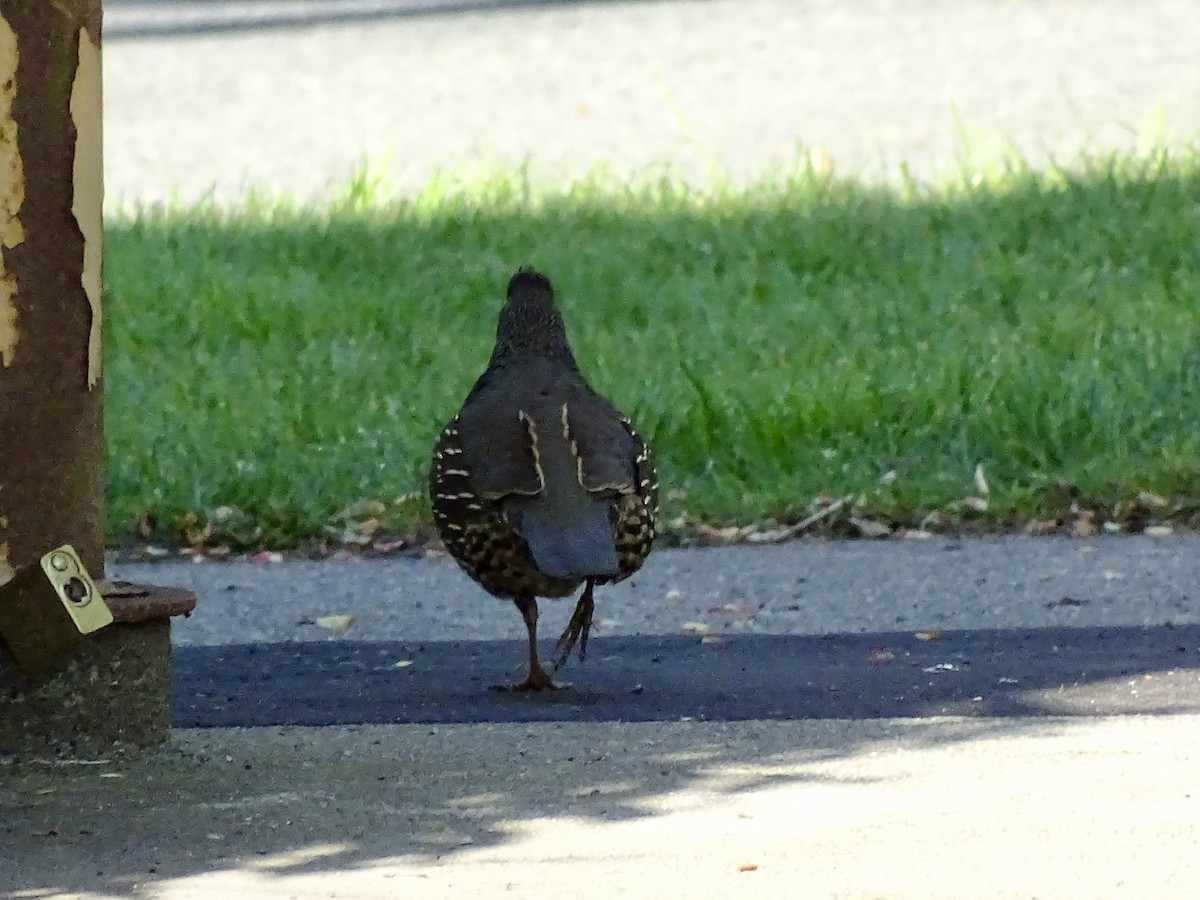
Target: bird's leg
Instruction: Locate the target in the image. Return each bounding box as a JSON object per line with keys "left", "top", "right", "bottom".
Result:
{"left": 552, "top": 579, "right": 595, "bottom": 672}
{"left": 491, "top": 594, "right": 561, "bottom": 692}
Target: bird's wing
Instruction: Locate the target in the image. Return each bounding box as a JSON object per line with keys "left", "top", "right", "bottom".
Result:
{"left": 455, "top": 393, "right": 544, "bottom": 500}
{"left": 563, "top": 389, "right": 641, "bottom": 495}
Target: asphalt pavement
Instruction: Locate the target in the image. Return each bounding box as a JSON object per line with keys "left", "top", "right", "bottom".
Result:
{"left": 4, "top": 2, "right": 1200, "bottom": 897}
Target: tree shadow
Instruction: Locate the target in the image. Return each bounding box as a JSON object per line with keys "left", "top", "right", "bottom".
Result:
{"left": 174, "top": 625, "right": 1200, "bottom": 725}
{"left": 2, "top": 623, "right": 1196, "bottom": 896}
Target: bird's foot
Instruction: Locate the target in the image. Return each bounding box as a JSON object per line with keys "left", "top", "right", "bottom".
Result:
{"left": 552, "top": 585, "right": 595, "bottom": 672}
{"left": 489, "top": 660, "right": 564, "bottom": 692}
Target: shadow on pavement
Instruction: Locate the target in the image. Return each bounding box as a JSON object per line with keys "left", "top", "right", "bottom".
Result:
{"left": 175, "top": 623, "right": 1200, "bottom": 726}
{"left": 4, "top": 631, "right": 1197, "bottom": 892}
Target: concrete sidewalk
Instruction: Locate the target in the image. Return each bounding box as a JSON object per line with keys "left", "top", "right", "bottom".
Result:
{"left": 5, "top": 717, "right": 1199, "bottom": 898}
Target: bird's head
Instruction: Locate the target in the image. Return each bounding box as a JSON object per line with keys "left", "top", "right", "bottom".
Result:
{"left": 490, "top": 267, "right": 577, "bottom": 365}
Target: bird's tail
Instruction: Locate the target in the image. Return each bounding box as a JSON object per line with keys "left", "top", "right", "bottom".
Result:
{"left": 506, "top": 499, "right": 621, "bottom": 581}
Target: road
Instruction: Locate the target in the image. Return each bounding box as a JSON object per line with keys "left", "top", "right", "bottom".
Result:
{"left": 103, "top": 0, "right": 1200, "bottom": 207}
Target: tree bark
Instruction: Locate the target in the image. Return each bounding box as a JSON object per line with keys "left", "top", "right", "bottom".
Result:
{"left": 0, "top": 0, "right": 104, "bottom": 585}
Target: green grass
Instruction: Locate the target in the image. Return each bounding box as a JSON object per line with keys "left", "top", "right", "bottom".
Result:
{"left": 104, "top": 148, "right": 1200, "bottom": 550}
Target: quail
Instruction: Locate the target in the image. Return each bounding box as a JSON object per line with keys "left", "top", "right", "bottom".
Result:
{"left": 429, "top": 267, "right": 658, "bottom": 691}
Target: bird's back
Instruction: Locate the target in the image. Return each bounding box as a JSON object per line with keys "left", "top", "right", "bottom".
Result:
{"left": 429, "top": 270, "right": 657, "bottom": 600}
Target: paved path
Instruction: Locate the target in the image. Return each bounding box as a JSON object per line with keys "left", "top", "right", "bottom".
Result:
{"left": 123, "top": 536, "right": 1200, "bottom": 726}
{"left": 5, "top": 537, "right": 1197, "bottom": 895}
{"left": 104, "top": 0, "right": 1200, "bottom": 206}
{"left": 6, "top": 717, "right": 1200, "bottom": 898}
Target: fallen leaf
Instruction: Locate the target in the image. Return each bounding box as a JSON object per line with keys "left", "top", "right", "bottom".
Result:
{"left": 852, "top": 517, "right": 892, "bottom": 538}
{"left": 372, "top": 538, "right": 407, "bottom": 553}
{"left": 393, "top": 660, "right": 414, "bottom": 668}
{"left": 914, "top": 630, "right": 942, "bottom": 641}
{"left": 316, "top": 615, "right": 356, "bottom": 634}
{"left": 1138, "top": 491, "right": 1168, "bottom": 509}
{"left": 695, "top": 523, "right": 736, "bottom": 544}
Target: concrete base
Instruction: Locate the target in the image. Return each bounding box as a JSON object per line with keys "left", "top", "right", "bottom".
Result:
{"left": 0, "top": 622, "right": 171, "bottom": 757}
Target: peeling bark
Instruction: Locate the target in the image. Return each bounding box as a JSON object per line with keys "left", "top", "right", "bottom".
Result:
{"left": 0, "top": 12, "right": 23, "bottom": 369}
{"left": 0, "top": 0, "right": 103, "bottom": 575}
{"left": 71, "top": 26, "right": 101, "bottom": 388}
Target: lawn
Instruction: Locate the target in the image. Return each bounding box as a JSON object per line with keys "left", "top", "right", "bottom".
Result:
{"left": 104, "top": 148, "right": 1200, "bottom": 551}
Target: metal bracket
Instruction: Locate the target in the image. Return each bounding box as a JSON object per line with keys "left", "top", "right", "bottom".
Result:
{"left": 0, "top": 545, "right": 112, "bottom": 677}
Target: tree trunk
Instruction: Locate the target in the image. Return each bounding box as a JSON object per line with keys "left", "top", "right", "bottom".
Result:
{"left": 0, "top": 0, "right": 105, "bottom": 585}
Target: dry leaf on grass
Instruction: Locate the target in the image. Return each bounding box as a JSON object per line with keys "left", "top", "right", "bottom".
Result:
{"left": 852, "top": 517, "right": 892, "bottom": 538}
{"left": 1026, "top": 518, "right": 1059, "bottom": 536}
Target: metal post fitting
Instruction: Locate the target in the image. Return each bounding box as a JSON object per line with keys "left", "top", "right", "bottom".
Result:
{"left": 0, "top": 545, "right": 112, "bottom": 677}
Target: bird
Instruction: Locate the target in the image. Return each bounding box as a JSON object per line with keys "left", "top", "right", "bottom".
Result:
{"left": 429, "top": 267, "right": 658, "bottom": 691}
